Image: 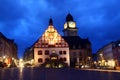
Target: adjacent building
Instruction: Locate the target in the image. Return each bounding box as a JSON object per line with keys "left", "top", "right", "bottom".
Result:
{"left": 24, "top": 14, "right": 92, "bottom": 68}
{"left": 62, "top": 13, "right": 92, "bottom": 67}
{"left": 97, "top": 40, "right": 120, "bottom": 68}
{"left": 0, "top": 32, "right": 18, "bottom": 66}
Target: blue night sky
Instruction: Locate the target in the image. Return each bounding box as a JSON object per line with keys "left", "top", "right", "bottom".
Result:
{"left": 0, "top": 0, "right": 120, "bottom": 58}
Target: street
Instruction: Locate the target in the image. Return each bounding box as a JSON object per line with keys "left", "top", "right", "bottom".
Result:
{"left": 0, "top": 67, "right": 120, "bottom": 80}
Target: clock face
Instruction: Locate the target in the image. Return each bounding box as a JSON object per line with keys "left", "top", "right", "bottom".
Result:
{"left": 64, "top": 23, "right": 67, "bottom": 29}
{"left": 68, "top": 21, "right": 75, "bottom": 28}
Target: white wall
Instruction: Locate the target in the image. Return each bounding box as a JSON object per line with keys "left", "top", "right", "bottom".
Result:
{"left": 34, "top": 47, "right": 70, "bottom": 66}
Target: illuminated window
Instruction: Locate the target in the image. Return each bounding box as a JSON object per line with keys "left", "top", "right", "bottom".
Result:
{"left": 38, "top": 50, "right": 42, "bottom": 55}
{"left": 45, "top": 50, "right": 49, "bottom": 55}
{"left": 38, "top": 58, "right": 43, "bottom": 63}
{"left": 51, "top": 57, "right": 57, "bottom": 60}
{"left": 52, "top": 50, "right": 56, "bottom": 53}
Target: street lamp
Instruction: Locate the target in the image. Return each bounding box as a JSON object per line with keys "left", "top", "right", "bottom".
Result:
{"left": 88, "top": 56, "right": 91, "bottom": 68}
{"left": 3, "top": 56, "right": 6, "bottom": 59}
{"left": 12, "top": 57, "right": 15, "bottom": 67}
{"left": 3, "top": 56, "right": 6, "bottom": 62}
{"left": 19, "top": 58, "right": 24, "bottom": 68}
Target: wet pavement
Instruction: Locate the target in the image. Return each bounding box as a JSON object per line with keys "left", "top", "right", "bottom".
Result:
{"left": 0, "top": 67, "right": 120, "bottom": 80}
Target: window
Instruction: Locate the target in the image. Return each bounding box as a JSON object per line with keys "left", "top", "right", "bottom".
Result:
{"left": 79, "top": 52, "right": 82, "bottom": 56}
{"left": 63, "top": 58, "right": 66, "bottom": 61}
{"left": 59, "top": 51, "right": 62, "bottom": 55}
{"left": 63, "top": 51, "right": 66, "bottom": 55}
{"left": 38, "top": 50, "right": 42, "bottom": 55}
{"left": 73, "top": 52, "right": 76, "bottom": 57}
{"left": 38, "top": 58, "right": 43, "bottom": 63}
{"left": 45, "top": 50, "right": 49, "bottom": 55}
{"left": 59, "top": 58, "right": 63, "bottom": 61}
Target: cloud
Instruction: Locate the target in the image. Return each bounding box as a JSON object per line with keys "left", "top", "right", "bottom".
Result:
{"left": 0, "top": 0, "right": 120, "bottom": 57}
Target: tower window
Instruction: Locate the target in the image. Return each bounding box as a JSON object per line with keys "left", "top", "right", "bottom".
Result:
{"left": 38, "top": 58, "right": 43, "bottom": 63}
{"left": 38, "top": 50, "right": 42, "bottom": 55}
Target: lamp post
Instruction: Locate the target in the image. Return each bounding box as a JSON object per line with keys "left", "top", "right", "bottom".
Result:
{"left": 88, "top": 56, "right": 91, "bottom": 68}
{"left": 12, "top": 57, "right": 14, "bottom": 67}
{"left": 3, "top": 56, "right": 6, "bottom": 63}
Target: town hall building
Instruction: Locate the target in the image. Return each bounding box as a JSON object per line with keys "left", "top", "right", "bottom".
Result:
{"left": 23, "top": 13, "right": 92, "bottom": 68}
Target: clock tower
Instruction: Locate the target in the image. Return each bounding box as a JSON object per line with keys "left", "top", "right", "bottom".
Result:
{"left": 63, "top": 13, "right": 78, "bottom": 36}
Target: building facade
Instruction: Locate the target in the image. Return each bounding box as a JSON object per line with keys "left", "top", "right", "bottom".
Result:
{"left": 97, "top": 40, "right": 120, "bottom": 68}
{"left": 63, "top": 13, "right": 92, "bottom": 68}
{"left": 24, "top": 14, "right": 92, "bottom": 68}
{"left": 33, "top": 18, "right": 70, "bottom": 67}
{"left": 0, "top": 32, "right": 18, "bottom": 66}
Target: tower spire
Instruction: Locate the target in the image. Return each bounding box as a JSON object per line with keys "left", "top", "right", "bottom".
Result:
{"left": 49, "top": 18, "right": 53, "bottom": 25}
{"left": 66, "top": 13, "right": 74, "bottom": 22}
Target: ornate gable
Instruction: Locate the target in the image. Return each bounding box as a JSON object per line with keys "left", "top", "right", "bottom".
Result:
{"left": 34, "top": 24, "right": 68, "bottom": 48}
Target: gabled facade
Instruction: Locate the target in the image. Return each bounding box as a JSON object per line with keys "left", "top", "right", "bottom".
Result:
{"left": 33, "top": 18, "right": 70, "bottom": 67}
{"left": 24, "top": 14, "right": 92, "bottom": 68}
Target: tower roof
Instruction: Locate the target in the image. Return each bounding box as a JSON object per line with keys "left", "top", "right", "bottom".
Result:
{"left": 66, "top": 13, "right": 74, "bottom": 21}
{"left": 49, "top": 18, "right": 53, "bottom": 25}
